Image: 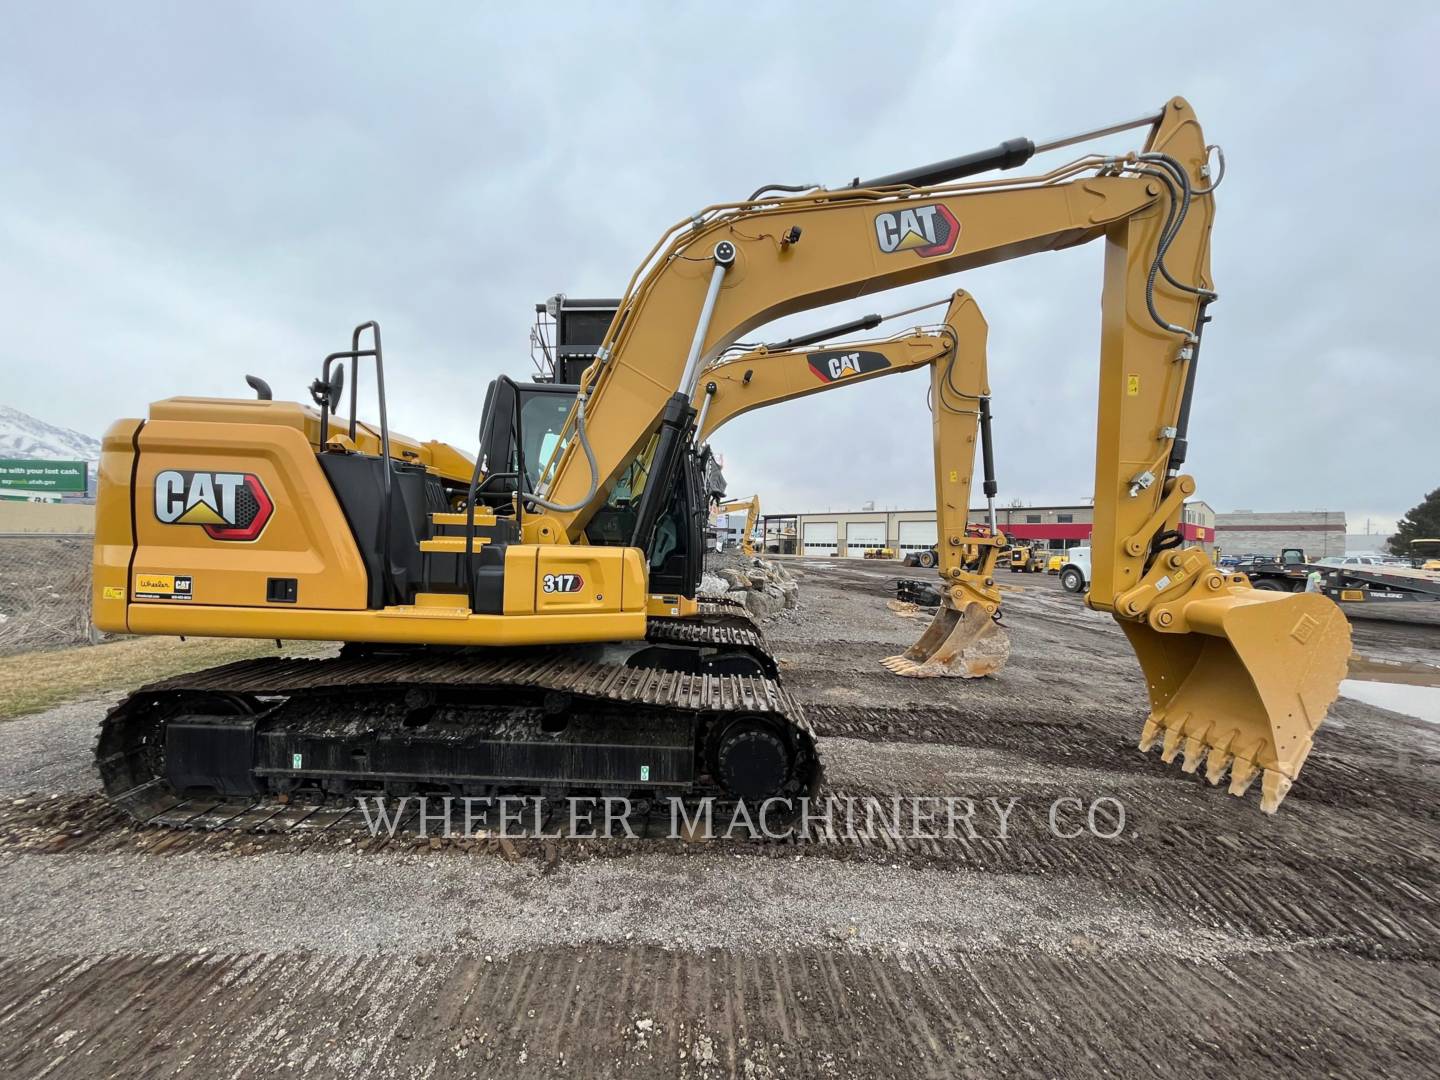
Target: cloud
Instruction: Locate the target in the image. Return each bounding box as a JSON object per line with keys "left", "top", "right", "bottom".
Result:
{"left": 1, "top": 3, "right": 1434, "bottom": 525}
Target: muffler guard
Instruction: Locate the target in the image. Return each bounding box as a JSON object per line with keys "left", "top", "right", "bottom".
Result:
{"left": 1124, "top": 590, "right": 1351, "bottom": 813}
{"left": 882, "top": 599, "right": 1010, "bottom": 679}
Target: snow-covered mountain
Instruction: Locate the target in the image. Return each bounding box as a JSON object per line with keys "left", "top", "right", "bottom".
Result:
{"left": 0, "top": 405, "right": 101, "bottom": 463}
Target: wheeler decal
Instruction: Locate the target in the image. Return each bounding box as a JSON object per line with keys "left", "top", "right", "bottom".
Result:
{"left": 134, "top": 573, "right": 194, "bottom": 601}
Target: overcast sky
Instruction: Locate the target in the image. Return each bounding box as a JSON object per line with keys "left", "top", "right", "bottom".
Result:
{"left": 3, "top": 4, "right": 1436, "bottom": 532}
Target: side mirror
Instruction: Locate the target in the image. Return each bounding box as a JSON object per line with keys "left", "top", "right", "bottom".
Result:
{"left": 308, "top": 365, "right": 345, "bottom": 409}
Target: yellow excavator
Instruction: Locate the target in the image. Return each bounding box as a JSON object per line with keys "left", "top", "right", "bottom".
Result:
{"left": 696, "top": 289, "right": 1009, "bottom": 676}
{"left": 92, "top": 96, "right": 1350, "bottom": 820}
{"left": 710, "top": 495, "right": 761, "bottom": 557}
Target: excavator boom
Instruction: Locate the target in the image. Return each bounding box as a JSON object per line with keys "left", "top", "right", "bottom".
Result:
{"left": 529, "top": 97, "right": 1349, "bottom": 809}
{"left": 698, "top": 290, "right": 1009, "bottom": 676}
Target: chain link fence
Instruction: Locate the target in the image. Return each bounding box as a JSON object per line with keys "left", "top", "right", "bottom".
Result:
{"left": 0, "top": 534, "right": 99, "bottom": 655}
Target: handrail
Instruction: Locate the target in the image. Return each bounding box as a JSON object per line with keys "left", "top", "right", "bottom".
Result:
{"left": 317, "top": 322, "right": 397, "bottom": 603}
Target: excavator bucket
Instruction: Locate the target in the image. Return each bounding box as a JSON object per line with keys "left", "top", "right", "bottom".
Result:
{"left": 882, "top": 599, "right": 1011, "bottom": 679}
{"left": 1123, "top": 590, "right": 1351, "bottom": 813}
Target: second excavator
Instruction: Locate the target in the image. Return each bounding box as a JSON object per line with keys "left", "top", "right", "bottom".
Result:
{"left": 91, "top": 96, "right": 1350, "bottom": 823}
{"left": 693, "top": 289, "right": 1010, "bottom": 677}
{"left": 710, "top": 496, "right": 761, "bottom": 558}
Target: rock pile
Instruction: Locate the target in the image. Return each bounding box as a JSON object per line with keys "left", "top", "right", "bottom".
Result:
{"left": 700, "top": 556, "right": 800, "bottom": 621}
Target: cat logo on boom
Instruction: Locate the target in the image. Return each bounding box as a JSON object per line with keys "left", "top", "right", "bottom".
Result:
{"left": 807, "top": 349, "right": 892, "bottom": 383}
{"left": 873, "top": 204, "right": 960, "bottom": 257}
{"left": 153, "top": 470, "right": 274, "bottom": 541}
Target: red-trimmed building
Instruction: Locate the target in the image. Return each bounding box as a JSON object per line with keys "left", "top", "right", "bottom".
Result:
{"left": 765, "top": 502, "right": 1216, "bottom": 558}
{"left": 984, "top": 502, "right": 1215, "bottom": 548}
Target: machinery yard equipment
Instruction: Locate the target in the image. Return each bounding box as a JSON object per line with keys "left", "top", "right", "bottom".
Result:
{"left": 1232, "top": 548, "right": 1311, "bottom": 591}
{"left": 711, "top": 495, "right": 761, "bottom": 557}
{"left": 1410, "top": 539, "right": 1440, "bottom": 572}
{"left": 92, "top": 97, "right": 1350, "bottom": 819}
{"left": 1008, "top": 541, "right": 1048, "bottom": 573}
{"left": 1319, "top": 563, "right": 1440, "bottom": 606}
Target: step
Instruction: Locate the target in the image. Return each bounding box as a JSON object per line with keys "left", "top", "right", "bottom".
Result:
{"left": 419, "top": 535, "right": 492, "bottom": 554}
{"left": 378, "top": 593, "right": 472, "bottom": 619}
{"left": 430, "top": 511, "right": 498, "bottom": 527}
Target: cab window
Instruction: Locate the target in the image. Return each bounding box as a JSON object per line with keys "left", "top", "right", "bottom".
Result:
{"left": 517, "top": 392, "right": 574, "bottom": 489}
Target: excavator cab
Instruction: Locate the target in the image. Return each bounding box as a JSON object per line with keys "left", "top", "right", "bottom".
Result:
{"left": 472, "top": 373, "right": 708, "bottom": 597}
{"left": 472, "top": 377, "right": 578, "bottom": 510}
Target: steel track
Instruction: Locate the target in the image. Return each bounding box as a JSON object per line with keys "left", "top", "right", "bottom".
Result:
{"left": 96, "top": 618, "right": 818, "bottom": 831}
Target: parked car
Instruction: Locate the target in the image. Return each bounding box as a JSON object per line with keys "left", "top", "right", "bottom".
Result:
{"left": 1315, "top": 555, "right": 1386, "bottom": 568}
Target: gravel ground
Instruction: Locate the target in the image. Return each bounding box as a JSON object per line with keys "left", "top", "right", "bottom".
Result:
{"left": 0, "top": 695, "right": 106, "bottom": 797}
{"left": 0, "top": 558, "right": 1436, "bottom": 1078}
{"left": 0, "top": 849, "right": 1278, "bottom": 963}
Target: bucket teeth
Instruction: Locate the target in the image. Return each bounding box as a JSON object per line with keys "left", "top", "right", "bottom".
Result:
{"left": 1138, "top": 722, "right": 1295, "bottom": 810}
{"left": 1139, "top": 727, "right": 1294, "bottom": 811}
{"left": 1204, "top": 746, "right": 1232, "bottom": 786}
{"left": 1228, "top": 756, "right": 1259, "bottom": 797}
{"left": 881, "top": 655, "right": 918, "bottom": 676}
{"left": 1120, "top": 588, "right": 1350, "bottom": 815}
{"left": 1259, "top": 769, "right": 1293, "bottom": 814}
{"left": 1160, "top": 725, "right": 1185, "bottom": 763}
{"left": 1138, "top": 716, "right": 1161, "bottom": 753}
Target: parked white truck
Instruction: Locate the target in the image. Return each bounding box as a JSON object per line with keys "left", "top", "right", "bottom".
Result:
{"left": 1059, "top": 546, "right": 1091, "bottom": 594}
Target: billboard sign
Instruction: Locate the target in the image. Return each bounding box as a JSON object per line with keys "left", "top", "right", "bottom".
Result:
{"left": 0, "top": 459, "right": 89, "bottom": 494}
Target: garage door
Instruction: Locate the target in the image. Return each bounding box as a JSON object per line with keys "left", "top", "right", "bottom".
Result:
{"left": 845, "top": 522, "right": 886, "bottom": 557}
{"left": 802, "top": 521, "right": 839, "bottom": 556}
{"left": 898, "top": 520, "right": 938, "bottom": 556}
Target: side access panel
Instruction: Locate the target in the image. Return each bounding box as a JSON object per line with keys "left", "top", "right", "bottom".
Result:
{"left": 129, "top": 418, "right": 369, "bottom": 612}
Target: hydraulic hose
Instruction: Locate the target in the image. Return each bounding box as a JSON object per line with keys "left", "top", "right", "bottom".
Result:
{"left": 1137, "top": 153, "right": 1214, "bottom": 299}
{"left": 1192, "top": 144, "right": 1226, "bottom": 195}
{"left": 746, "top": 182, "right": 819, "bottom": 202}
{"left": 1121, "top": 162, "right": 1198, "bottom": 341}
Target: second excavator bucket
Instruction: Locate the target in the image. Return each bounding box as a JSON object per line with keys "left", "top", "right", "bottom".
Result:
{"left": 1123, "top": 589, "right": 1352, "bottom": 813}
{"left": 882, "top": 599, "right": 1011, "bottom": 679}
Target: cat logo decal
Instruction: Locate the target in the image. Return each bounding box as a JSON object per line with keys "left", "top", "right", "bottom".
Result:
{"left": 154, "top": 470, "right": 273, "bottom": 541}
{"left": 873, "top": 204, "right": 960, "bottom": 257}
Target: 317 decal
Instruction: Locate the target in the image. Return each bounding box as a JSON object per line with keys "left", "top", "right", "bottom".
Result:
{"left": 542, "top": 572, "right": 584, "bottom": 593}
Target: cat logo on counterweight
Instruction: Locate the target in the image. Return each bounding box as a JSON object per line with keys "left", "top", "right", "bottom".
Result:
{"left": 873, "top": 204, "right": 960, "bottom": 257}
{"left": 154, "top": 470, "right": 273, "bottom": 541}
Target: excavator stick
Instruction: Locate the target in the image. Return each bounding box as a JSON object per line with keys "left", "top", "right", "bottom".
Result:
{"left": 881, "top": 597, "right": 1011, "bottom": 679}
{"left": 1123, "top": 589, "right": 1351, "bottom": 813}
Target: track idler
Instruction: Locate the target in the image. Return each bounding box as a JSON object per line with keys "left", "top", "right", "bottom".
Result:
{"left": 881, "top": 596, "right": 1010, "bottom": 679}
{"left": 1124, "top": 584, "right": 1351, "bottom": 813}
